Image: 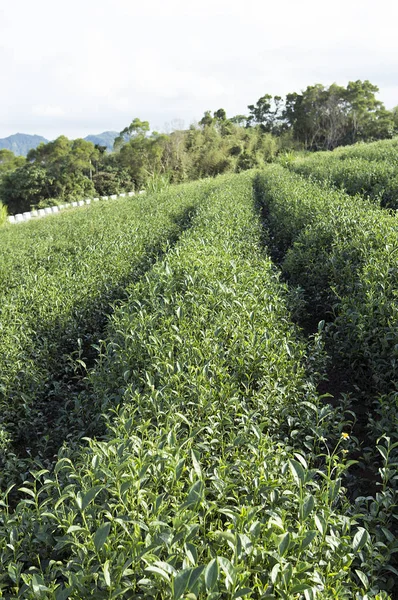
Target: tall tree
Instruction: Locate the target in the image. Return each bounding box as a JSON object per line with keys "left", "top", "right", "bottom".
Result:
{"left": 247, "top": 95, "right": 284, "bottom": 134}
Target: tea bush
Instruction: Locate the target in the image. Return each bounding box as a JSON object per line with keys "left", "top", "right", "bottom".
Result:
{"left": 0, "top": 181, "right": 214, "bottom": 467}
{"left": 255, "top": 166, "right": 398, "bottom": 595}
{"left": 0, "top": 172, "right": 393, "bottom": 598}
{"left": 287, "top": 141, "right": 398, "bottom": 208}
{"left": 254, "top": 165, "right": 398, "bottom": 397}
{"left": 331, "top": 138, "right": 398, "bottom": 164}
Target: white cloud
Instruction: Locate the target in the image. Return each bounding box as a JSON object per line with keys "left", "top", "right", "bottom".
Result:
{"left": 32, "top": 105, "right": 66, "bottom": 118}
{"left": 0, "top": 0, "right": 397, "bottom": 138}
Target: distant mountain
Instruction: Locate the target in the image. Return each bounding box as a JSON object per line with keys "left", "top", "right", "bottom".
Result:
{"left": 84, "top": 131, "right": 119, "bottom": 152}
{"left": 0, "top": 133, "right": 48, "bottom": 156}
{"left": 0, "top": 131, "right": 120, "bottom": 156}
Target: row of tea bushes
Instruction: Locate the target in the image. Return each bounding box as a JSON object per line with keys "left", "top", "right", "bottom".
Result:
{"left": 254, "top": 165, "right": 398, "bottom": 398}
{"left": 255, "top": 166, "right": 398, "bottom": 583}
{"left": 0, "top": 170, "right": 391, "bottom": 598}
{"left": 329, "top": 138, "right": 398, "bottom": 164}
{"left": 287, "top": 152, "right": 398, "bottom": 209}
{"left": 255, "top": 165, "right": 398, "bottom": 592}
{"left": 0, "top": 181, "right": 214, "bottom": 470}
{"left": 6, "top": 191, "right": 141, "bottom": 224}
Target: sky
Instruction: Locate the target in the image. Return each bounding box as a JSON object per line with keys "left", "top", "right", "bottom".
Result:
{"left": 1, "top": 0, "right": 398, "bottom": 140}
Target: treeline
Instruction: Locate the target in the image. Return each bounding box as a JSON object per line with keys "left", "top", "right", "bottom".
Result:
{"left": 1, "top": 79, "right": 397, "bottom": 214}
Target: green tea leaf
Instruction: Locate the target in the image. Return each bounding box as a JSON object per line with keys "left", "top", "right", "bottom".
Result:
{"left": 355, "top": 569, "right": 369, "bottom": 589}
{"left": 278, "top": 532, "right": 290, "bottom": 557}
{"left": 352, "top": 527, "right": 369, "bottom": 551}
{"left": 289, "top": 459, "right": 305, "bottom": 486}
{"left": 103, "top": 560, "right": 111, "bottom": 587}
{"left": 301, "top": 494, "right": 315, "bottom": 520}
{"left": 94, "top": 522, "right": 111, "bottom": 552}
{"left": 205, "top": 559, "right": 219, "bottom": 592}
{"left": 82, "top": 486, "right": 102, "bottom": 510}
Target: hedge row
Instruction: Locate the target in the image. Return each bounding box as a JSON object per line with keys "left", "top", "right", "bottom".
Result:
{"left": 287, "top": 151, "right": 398, "bottom": 209}
{"left": 0, "top": 172, "right": 390, "bottom": 597}
{"left": 329, "top": 138, "right": 398, "bottom": 164}
{"left": 0, "top": 181, "right": 213, "bottom": 469}
{"left": 255, "top": 165, "right": 398, "bottom": 397}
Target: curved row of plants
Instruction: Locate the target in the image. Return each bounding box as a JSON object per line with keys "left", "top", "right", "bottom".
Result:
{"left": 0, "top": 171, "right": 392, "bottom": 598}
{"left": 285, "top": 147, "right": 398, "bottom": 209}
{"left": 255, "top": 165, "right": 398, "bottom": 399}
{"left": 327, "top": 139, "right": 398, "bottom": 164}
{"left": 255, "top": 165, "right": 398, "bottom": 589}
{"left": 0, "top": 181, "right": 213, "bottom": 478}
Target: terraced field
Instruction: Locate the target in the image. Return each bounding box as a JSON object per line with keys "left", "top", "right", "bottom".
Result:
{"left": 0, "top": 158, "right": 397, "bottom": 598}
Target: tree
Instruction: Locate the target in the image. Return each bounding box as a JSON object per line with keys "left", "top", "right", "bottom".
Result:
{"left": 1, "top": 136, "right": 99, "bottom": 211}
{"left": 114, "top": 118, "right": 150, "bottom": 150}
{"left": 230, "top": 115, "right": 249, "bottom": 127}
{"left": 199, "top": 111, "right": 214, "bottom": 128}
{"left": 392, "top": 106, "right": 398, "bottom": 132}
{"left": 0, "top": 164, "right": 50, "bottom": 213}
{"left": 114, "top": 120, "right": 167, "bottom": 189}
{"left": 0, "top": 149, "right": 25, "bottom": 177}
{"left": 213, "top": 108, "right": 227, "bottom": 121}
{"left": 247, "top": 95, "right": 284, "bottom": 134}
{"left": 282, "top": 80, "right": 394, "bottom": 150}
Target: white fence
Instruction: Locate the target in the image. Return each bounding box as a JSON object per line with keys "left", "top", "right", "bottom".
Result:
{"left": 7, "top": 190, "right": 142, "bottom": 224}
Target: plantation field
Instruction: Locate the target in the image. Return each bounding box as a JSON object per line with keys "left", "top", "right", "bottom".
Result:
{"left": 0, "top": 181, "right": 215, "bottom": 469}
{"left": 0, "top": 160, "right": 397, "bottom": 598}
{"left": 286, "top": 138, "right": 398, "bottom": 209}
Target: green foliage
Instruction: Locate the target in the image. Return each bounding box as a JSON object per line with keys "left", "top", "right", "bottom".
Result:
{"left": 254, "top": 165, "right": 398, "bottom": 393}
{"left": 0, "top": 172, "right": 394, "bottom": 597}
{"left": 1, "top": 136, "right": 100, "bottom": 213}
{"left": 92, "top": 170, "right": 131, "bottom": 196}
{"left": 287, "top": 140, "right": 398, "bottom": 208}
{"left": 0, "top": 182, "right": 210, "bottom": 470}
{"left": 254, "top": 167, "right": 398, "bottom": 570}
{"left": 0, "top": 163, "right": 50, "bottom": 213}
{"left": 282, "top": 80, "right": 394, "bottom": 150}
{"left": 0, "top": 149, "right": 25, "bottom": 175}
{"left": 247, "top": 94, "right": 284, "bottom": 134}
{"left": 113, "top": 117, "right": 151, "bottom": 150}
{"left": 0, "top": 201, "right": 7, "bottom": 226}
{"left": 145, "top": 171, "right": 170, "bottom": 194}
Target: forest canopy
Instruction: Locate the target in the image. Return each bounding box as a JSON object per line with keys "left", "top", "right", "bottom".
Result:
{"left": 1, "top": 79, "right": 397, "bottom": 214}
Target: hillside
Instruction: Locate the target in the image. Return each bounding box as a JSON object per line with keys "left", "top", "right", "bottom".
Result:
{"left": 84, "top": 130, "right": 119, "bottom": 151}
{"left": 0, "top": 133, "right": 48, "bottom": 156}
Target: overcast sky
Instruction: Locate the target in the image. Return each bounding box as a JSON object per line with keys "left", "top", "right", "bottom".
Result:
{"left": 1, "top": 0, "right": 397, "bottom": 140}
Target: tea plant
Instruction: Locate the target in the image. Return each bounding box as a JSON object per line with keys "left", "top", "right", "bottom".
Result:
{"left": 255, "top": 166, "right": 398, "bottom": 593}
{"left": 328, "top": 138, "right": 398, "bottom": 164}
{"left": 0, "top": 171, "right": 392, "bottom": 598}
{"left": 285, "top": 138, "right": 398, "bottom": 209}
{"left": 0, "top": 180, "right": 216, "bottom": 473}
{"left": 255, "top": 165, "right": 398, "bottom": 397}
